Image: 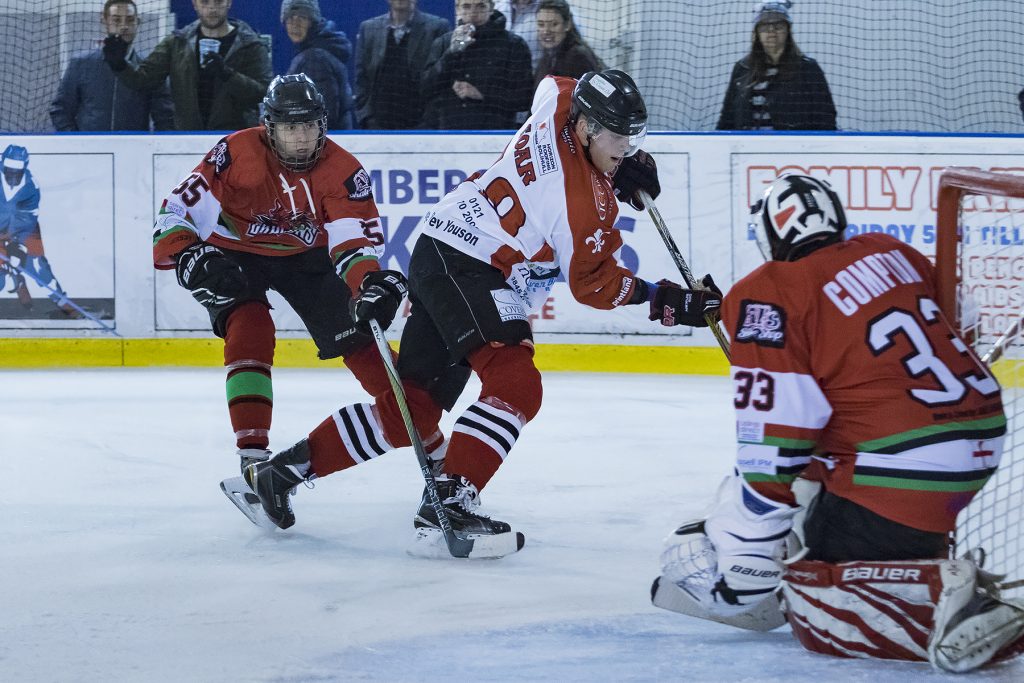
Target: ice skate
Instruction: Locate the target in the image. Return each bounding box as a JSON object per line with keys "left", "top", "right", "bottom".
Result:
{"left": 221, "top": 440, "right": 310, "bottom": 530}
{"left": 237, "top": 447, "right": 271, "bottom": 475}
{"left": 410, "top": 475, "right": 525, "bottom": 559}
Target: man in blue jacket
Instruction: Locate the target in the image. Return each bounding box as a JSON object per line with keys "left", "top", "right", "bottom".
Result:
{"left": 49, "top": 0, "right": 174, "bottom": 132}
{"left": 281, "top": 0, "right": 355, "bottom": 129}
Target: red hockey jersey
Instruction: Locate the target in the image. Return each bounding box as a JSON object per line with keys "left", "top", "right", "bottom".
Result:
{"left": 152, "top": 127, "right": 383, "bottom": 290}
{"left": 721, "top": 233, "right": 1006, "bottom": 532}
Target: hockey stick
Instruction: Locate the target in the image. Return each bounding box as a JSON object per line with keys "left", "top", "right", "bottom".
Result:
{"left": 638, "top": 190, "right": 730, "bottom": 360}
{"left": 0, "top": 251, "right": 119, "bottom": 336}
{"left": 367, "top": 319, "right": 476, "bottom": 558}
{"left": 981, "top": 311, "right": 1024, "bottom": 365}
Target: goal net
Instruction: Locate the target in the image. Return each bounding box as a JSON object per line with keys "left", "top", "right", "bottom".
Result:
{"left": 937, "top": 168, "right": 1024, "bottom": 591}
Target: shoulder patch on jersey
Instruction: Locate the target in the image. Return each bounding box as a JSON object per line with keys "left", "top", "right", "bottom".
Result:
{"left": 204, "top": 138, "right": 231, "bottom": 176}
{"left": 535, "top": 121, "right": 559, "bottom": 176}
{"left": 735, "top": 299, "right": 787, "bottom": 348}
{"left": 345, "top": 167, "right": 373, "bottom": 201}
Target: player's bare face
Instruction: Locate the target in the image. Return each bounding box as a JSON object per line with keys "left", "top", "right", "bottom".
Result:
{"left": 273, "top": 122, "right": 320, "bottom": 164}
{"left": 285, "top": 14, "right": 311, "bottom": 44}
{"left": 194, "top": 0, "right": 230, "bottom": 32}
{"left": 756, "top": 21, "right": 788, "bottom": 63}
{"left": 103, "top": 4, "right": 139, "bottom": 44}
{"left": 536, "top": 10, "right": 570, "bottom": 50}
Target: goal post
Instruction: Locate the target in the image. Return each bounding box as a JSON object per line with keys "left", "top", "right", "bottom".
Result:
{"left": 936, "top": 167, "right": 1024, "bottom": 589}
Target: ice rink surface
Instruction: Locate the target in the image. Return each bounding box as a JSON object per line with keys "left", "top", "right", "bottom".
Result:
{"left": 3, "top": 368, "right": 1022, "bottom": 682}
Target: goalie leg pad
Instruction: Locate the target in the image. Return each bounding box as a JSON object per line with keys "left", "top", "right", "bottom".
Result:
{"left": 782, "top": 558, "right": 970, "bottom": 662}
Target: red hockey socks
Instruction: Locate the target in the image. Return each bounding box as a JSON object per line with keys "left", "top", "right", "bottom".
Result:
{"left": 445, "top": 344, "right": 542, "bottom": 490}
{"left": 223, "top": 302, "right": 275, "bottom": 450}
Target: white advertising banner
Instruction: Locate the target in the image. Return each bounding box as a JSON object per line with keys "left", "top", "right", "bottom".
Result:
{"left": 1, "top": 132, "right": 1023, "bottom": 343}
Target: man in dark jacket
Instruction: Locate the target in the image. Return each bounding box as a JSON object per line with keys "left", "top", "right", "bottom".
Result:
{"left": 355, "top": 1, "right": 449, "bottom": 129}
{"left": 102, "top": 0, "right": 272, "bottom": 131}
{"left": 421, "top": 0, "right": 532, "bottom": 130}
{"left": 281, "top": 0, "right": 355, "bottom": 130}
{"left": 50, "top": 0, "right": 174, "bottom": 131}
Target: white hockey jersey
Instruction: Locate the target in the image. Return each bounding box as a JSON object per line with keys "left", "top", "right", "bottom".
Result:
{"left": 418, "top": 76, "right": 640, "bottom": 311}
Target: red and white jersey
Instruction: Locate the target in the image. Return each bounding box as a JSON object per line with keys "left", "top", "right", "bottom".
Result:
{"left": 722, "top": 233, "right": 1006, "bottom": 532}
{"left": 153, "top": 127, "right": 384, "bottom": 290}
{"left": 419, "top": 76, "right": 639, "bottom": 310}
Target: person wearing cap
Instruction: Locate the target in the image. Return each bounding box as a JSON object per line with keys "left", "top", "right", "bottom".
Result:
{"left": 281, "top": 0, "right": 356, "bottom": 129}
{"left": 717, "top": 1, "right": 836, "bottom": 131}
{"left": 354, "top": 1, "right": 450, "bottom": 129}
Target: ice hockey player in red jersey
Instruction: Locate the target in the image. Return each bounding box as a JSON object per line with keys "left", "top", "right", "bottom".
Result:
{"left": 153, "top": 74, "right": 407, "bottom": 472}
{"left": 231, "top": 69, "right": 722, "bottom": 557}
{"left": 653, "top": 174, "right": 1024, "bottom": 673}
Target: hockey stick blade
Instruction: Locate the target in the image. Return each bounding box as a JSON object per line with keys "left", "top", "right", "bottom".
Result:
{"left": 220, "top": 476, "right": 278, "bottom": 530}
{"left": 368, "top": 319, "right": 477, "bottom": 559}
{"left": 650, "top": 576, "right": 787, "bottom": 632}
{"left": 638, "top": 190, "right": 730, "bottom": 360}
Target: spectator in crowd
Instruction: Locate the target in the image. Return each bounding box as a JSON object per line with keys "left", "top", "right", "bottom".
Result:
{"left": 532, "top": 0, "right": 602, "bottom": 89}
{"left": 717, "top": 1, "right": 836, "bottom": 131}
{"left": 421, "top": 0, "right": 532, "bottom": 130}
{"left": 102, "top": 0, "right": 272, "bottom": 131}
{"left": 281, "top": 0, "right": 355, "bottom": 130}
{"left": 50, "top": 0, "right": 174, "bottom": 131}
{"left": 355, "top": 1, "right": 449, "bottom": 129}
{"left": 495, "top": 0, "right": 540, "bottom": 69}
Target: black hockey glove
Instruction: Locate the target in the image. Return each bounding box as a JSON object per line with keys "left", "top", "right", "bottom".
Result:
{"left": 613, "top": 149, "right": 660, "bottom": 211}
{"left": 201, "top": 52, "right": 231, "bottom": 81}
{"left": 102, "top": 34, "right": 129, "bottom": 71}
{"left": 353, "top": 270, "right": 409, "bottom": 331}
{"left": 175, "top": 243, "right": 248, "bottom": 308}
{"left": 649, "top": 275, "right": 722, "bottom": 328}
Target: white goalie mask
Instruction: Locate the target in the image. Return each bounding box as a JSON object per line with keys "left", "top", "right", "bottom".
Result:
{"left": 748, "top": 174, "right": 847, "bottom": 262}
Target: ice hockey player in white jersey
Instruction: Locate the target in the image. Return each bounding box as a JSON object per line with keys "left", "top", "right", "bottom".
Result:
{"left": 231, "top": 70, "right": 722, "bottom": 558}
{"left": 653, "top": 174, "right": 1024, "bottom": 673}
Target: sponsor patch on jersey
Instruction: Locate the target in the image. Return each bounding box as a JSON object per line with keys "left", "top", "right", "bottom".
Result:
{"left": 535, "top": 121, "right": 558, "bottom": 176}
{"left": 491, "top": 288, "right": 528, "bottom": 323}
{"left": 591, "top": 171, "right": 611, "bottom": 221}
{"left": 737, "top": 420, "right": 765, "bottom": 443}
{"left": 345, "top": 167, "right": 373, "bottom": 201}
{"left": 735, "top": 299, "right": 786, "bottom": 348}
{"left": 204, "top": 138, "right": 231, "bottom": 176}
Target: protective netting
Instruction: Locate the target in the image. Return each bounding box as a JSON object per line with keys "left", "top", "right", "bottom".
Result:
{"left": 4, "top": 0, "right": 1024, "bottom": 133}
{"left": 944, "top": 171, "right": 1024, "bottom": 592}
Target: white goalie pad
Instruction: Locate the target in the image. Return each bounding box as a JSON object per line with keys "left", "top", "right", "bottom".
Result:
{"left": 650, "top": 575, "right": 787, "bottom": 632}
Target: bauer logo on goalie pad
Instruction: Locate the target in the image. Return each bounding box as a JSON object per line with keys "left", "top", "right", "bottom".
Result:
{"left": 840, "top": 566, "right": 922, "bottom": 583}
{"left": 736, "top": 300, "right": 786, "bottom": 348}
{"left": 491, "top": 288, "right": 528, "bottom": 322}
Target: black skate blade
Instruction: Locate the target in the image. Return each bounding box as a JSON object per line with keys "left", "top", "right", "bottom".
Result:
{"left": 220, "top": 476, "right": 278, "bottom": 530}
{"left": 408, "top": 527, "right": 525, "bottom": 559}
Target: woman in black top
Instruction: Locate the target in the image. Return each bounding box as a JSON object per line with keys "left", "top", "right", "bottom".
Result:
{"left": 717, "top": 1, "right": 836, "bottom": 131}
{"left": 533, "top": 0, "right": 604, "bottom": 89}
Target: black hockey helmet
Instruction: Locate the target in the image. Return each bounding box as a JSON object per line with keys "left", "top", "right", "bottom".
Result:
{"left": 571, "top": 69, "right": 648, "bottom": 155}
{"left": 263, "top": 73, "right": 328, "bottom": 172}
{"left": 749, "top": 174, "right": 847, "bottom": 262}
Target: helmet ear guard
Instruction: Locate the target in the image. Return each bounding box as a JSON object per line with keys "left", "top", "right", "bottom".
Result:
{"left": 750, "top": 174, "right": 847, "bottom": 262}
{"left": 262, "top": 73, "right": 328, "bottom": 172}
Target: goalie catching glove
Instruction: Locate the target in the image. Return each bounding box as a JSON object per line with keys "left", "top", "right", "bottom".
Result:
{"left": 352, "top": 269, "right": 409, "bottom": 331}
{"left": 175, "top": 242, "right": 248, "bottom": 308}
{"left": 649, "top": 275, "right": 722, "bottom": 327}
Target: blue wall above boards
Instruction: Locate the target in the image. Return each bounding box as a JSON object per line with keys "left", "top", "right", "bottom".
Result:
{"left": 170, "top": 1, "right": 455, "bottom": 87}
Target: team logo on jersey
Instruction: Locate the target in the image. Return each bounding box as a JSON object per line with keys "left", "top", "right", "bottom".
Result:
{"left": 591, "top": 172, "right": 611, "bottom": 221}
{"left": 535, "top": 121, "right": 558, "bottom": 176}
{"left": 247, "top": 200, "right": 320, "bottom": 246}
{"left": 204, "top": 139, "right": 231, "bottom": 176}
{"left": 736, "top": 299, "right": 786, "bottom": 347}
{"left": 345, "top": 168, "right": 373, "bottom": 201}
{"left": 586, "top": 228, "right": 606, "bottom": 253}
